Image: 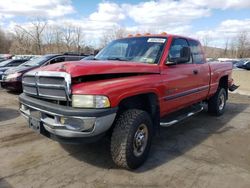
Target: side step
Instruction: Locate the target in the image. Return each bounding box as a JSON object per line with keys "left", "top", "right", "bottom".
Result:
{"left": 160, "top": 104, "right": 204, "bottom": 127}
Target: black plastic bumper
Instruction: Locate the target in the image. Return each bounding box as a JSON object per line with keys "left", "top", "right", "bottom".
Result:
{"left": 19, "top": 93, "right": 118, "bottom": 117}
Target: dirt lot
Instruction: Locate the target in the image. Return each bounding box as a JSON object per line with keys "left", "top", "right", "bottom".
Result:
{"left": 0, "top": 90, "right": 250, "bottom": 188}
{"left": 232, "top": 70, "right": 250, "bottom": 94}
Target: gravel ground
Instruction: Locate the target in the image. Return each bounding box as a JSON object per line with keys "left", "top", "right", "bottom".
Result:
{"left": 0, "top": 90, "right": 250, "bottom": 188}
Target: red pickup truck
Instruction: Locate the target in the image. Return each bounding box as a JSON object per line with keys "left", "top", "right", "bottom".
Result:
{"left": 19, "top": 33, "right": 237, "bottom": 169}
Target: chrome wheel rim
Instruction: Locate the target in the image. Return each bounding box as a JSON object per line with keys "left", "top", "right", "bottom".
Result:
{"left": 219, "top": 94, "right": 225, "bottom": 111}
{"left": 133, "top": 124, "right": 148, "bottom": 157}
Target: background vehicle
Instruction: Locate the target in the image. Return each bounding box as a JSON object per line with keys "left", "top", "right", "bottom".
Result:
{"left": 19, "top": 34, "right": 237, "bottom": 169}
{"left": 1, "top": 53, "right": 83, "bottom": 92}
{"left": 243, "top": 61, "right": 250, "bottom": 70}
{"left": 234, "top": 60, "right": 250, "bottom": 70}
{"left": 0, "top": 59, "right": 28, "bottom": 81}
{"left": 0, "top": 54, "right": 13, "bottom": 61}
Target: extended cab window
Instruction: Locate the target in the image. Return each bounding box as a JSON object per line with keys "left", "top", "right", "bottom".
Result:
{"left": 168, "top": 38, "right": 192, "bottom": 64}
{"left": 189, "top": 40, "right": 204, "bottom": 64}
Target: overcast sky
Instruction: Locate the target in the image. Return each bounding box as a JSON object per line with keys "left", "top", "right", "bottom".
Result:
{"left": 0, "top": 0, "right": 250, "bottom": 47}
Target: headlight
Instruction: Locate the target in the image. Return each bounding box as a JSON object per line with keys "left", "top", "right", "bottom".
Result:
{"left": 5, "top": 72, "right": 22, "bottom": 81}
{"left": 72, "top": 95, "right": 110, "bottom": 108}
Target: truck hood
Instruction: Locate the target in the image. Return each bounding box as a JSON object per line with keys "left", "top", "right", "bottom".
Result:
{"left": 36, "top": 60, "right": 160, "bottom": 78}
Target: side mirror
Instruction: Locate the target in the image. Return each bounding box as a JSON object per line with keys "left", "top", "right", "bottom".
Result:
{"left": 167, "top": 46, "right": 191, "bottom": 65}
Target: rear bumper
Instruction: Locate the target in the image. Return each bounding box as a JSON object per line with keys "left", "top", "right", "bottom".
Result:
{"left": 19, "top": 93, "right": 118, "bottom": 143}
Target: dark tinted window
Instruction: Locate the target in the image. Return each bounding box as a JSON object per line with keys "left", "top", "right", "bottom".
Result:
{"left": 168, "top": 38, "right": 191, "bottom": 64}
{"left": 9, "top": 60, "right": 26, "bottom": 67}
{"left": 189, "top": 40, "right": 204, "bottom": 64}
{"left": 65, "top": 56, "right": 81, "bottom": 61}
{"left": 49, "top": 57, "right": 65, "bottom": 64}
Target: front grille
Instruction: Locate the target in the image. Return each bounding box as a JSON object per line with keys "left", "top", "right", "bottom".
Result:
{"left": 22, "top": 71, "right": 71, "bottom": 101}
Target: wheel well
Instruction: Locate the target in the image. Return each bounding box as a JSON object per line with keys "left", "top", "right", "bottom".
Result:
{"left": 117, "top": 93, "right": 160, "bottom": 131}
{"left": 219, "top": 75, "right": 228, "bottom": 99}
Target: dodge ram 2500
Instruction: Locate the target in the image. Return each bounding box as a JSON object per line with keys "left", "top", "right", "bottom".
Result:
{"left": 19, "top": 33, "right": 237, "bottom": 169}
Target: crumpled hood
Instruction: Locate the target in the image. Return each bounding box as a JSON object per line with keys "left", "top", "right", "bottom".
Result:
{"left": 34, "top": 60, "right": 160, "bottom": 78}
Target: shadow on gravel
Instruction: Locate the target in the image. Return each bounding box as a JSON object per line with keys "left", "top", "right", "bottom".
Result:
{"left": 60, "top": 102, "right": 248, "bottom": 172}
{"left": 7, "top": 90, "right": 22, "bottom": 95}
{"left": 0, "top": 108, "right": 20, "bottom": 122}
{"left": 60, "top": 137, "right": 115, "bottom": 169}
{"left": 0, "top": 179, "right": 13, "bottom": 188}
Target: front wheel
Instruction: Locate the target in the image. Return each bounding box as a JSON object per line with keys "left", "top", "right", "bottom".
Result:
{"left": 110, "top": 109, "right": 153, "bottom": 169}
{"left": 208, "top": 88, "right": 227, "bottom": 116}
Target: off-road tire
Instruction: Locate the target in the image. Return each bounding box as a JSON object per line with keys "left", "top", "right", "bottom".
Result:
{"left": 208, "top": 87, "right": 227, "bottom": 116}
{"left": 110, "top": 109, "right": 153, "bottom": 169}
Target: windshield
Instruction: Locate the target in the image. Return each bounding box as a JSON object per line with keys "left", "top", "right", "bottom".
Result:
{"left": 22, "top": 55, "right": 54, "bottom": 67}
{"left": 95, "top": 37, "right": 167, "bottom": 64}
{"left": 0, "top": 59, "right": 12, "bottom": 67}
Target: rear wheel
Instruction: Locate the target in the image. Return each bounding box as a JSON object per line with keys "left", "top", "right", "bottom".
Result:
{"left": 208, "top": 88, "right": 227, "bottom": 116}
{"left": 110, "top": 109, "right": 153, "bottom": 169}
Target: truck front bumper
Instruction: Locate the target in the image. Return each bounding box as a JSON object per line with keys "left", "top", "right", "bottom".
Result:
{"left": 19, "top": 93, "right": 117, "bottom": 143}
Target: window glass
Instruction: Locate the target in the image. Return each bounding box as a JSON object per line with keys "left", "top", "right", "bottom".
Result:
{"left": 95, "top": 37, "right": 167, "bottom": 64}
{"left": 189, "top": 40, "right": 204, "bottom": 64}
{"left": 168, "top": 38, "right": 192, "bottom": 64}
{"left": 108, "top": 42, "right": 128, "bottom": 57}
{"left": 65, "top": 56, "right": 81, "bottom": 61}
{"left": 9, "top": 60, "right": 25, "bottom": 66}
{"left": 22, "top": 55, "right": 55, "bottom": 67}
{"left": 0, "top": 59, "right": 12, "bottom": 67}
{"left": 49, "top": 57, "right": 65, "bottom": 64}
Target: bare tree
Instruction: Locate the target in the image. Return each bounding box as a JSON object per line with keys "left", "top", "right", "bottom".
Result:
{"left": 62, "top": 24, "right": 75, "bottom": 52}
{"left": 0, "top": 28, "right": 12, "bottom": 53}
{"left": 73, "top": 26, "right": 84, "bottom": 53}
{"left": 44, "top": 25, "right": 54, "bottom": 53}
{"left": 14, "top": 19, "right": 47, "bottom": 54}
{"left": 99, "top": 27, "right": 128, "bottom": 48}
{"left": 236, "top": 31, "right": 249, "bottom": 58}
{"left": 9, "top": 26, "right": 34, "bottom": 54}
{"left": 223, "top": 38, "right": 229, "bottom": 57}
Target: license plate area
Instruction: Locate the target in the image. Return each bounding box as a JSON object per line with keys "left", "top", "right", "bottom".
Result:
{"left": 29, "top": 117, "right": 41, "bottom": 133}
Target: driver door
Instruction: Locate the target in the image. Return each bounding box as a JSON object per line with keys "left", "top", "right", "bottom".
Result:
{"left": 161, "top": 38, "right": 200, "bottom": 115}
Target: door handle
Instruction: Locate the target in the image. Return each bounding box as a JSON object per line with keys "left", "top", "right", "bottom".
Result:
{"left": 193, "top": 69, "right": 199, "bottom": 75}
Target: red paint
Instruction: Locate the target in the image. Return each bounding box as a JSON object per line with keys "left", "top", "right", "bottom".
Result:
{"left": 35, "top": 34, "right": 234, "bottom": 118}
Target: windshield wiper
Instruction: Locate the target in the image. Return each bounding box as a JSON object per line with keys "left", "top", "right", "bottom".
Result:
{"left": 106, "top": 57, "right": 128, "bottom": 61}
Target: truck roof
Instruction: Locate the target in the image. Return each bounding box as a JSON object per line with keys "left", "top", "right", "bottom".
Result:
{"left": 123, "top": 33, "right": 200, "bottom": 42}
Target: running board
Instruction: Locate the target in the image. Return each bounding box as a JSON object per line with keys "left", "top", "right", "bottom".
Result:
{"left": 160, "top": 105, "right": 204, "bottom": 127}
